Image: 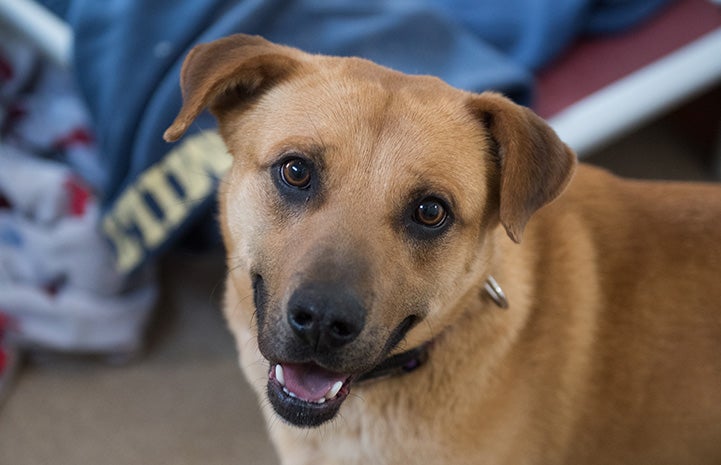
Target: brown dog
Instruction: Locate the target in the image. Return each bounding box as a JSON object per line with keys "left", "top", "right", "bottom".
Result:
{"left": 164, "top": 34, "right": 721, "bottom": 465}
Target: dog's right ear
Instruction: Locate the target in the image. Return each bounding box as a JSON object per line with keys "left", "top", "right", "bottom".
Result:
{"left": 163, "top": 34, "right": 304, "bottom": 142}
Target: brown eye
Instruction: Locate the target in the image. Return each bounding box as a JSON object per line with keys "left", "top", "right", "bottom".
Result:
{"left": 414, "top": 198, "right": 447, "bottom": 227}
{"left": 281, "top": 158, "right": 312, "bottom": 189}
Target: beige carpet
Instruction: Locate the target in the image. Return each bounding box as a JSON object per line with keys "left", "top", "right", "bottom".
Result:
{"left": 0, "top": 250, "right": 278, "bottom": 465}
{"left": 0, "top": 113, "right": 716, "bottom": 465}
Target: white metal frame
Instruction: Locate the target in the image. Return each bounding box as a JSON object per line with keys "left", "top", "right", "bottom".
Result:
{"left": 549, "top": 28, "right": 721, "bottom": 156}
{"left": 0, "top": 0, "right": 72, "bottom": 68}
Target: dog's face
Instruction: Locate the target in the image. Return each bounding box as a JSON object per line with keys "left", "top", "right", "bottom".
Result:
{"left": 165, "top": 35, "right": 575, "bottom": 428}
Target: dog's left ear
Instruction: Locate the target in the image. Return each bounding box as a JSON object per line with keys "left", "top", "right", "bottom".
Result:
{"left": 164, "top": 34, "right": 305, "bottom": 142}
{"left": 467, "top": 92, "right": 576, "bottom": 243}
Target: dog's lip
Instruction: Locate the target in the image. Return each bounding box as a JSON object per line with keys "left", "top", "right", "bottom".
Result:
{"left": 269, "top": 362, "right": 352, "bottom": 404}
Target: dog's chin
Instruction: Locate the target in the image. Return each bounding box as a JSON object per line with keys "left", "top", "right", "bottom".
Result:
{"left": 266, "top": 362, "right": 352, "bottom": 427}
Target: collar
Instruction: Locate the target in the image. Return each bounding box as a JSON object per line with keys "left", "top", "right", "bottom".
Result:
{"left": 357, "top": 275, "right": 507, "bottom": 384}
{"left": 356, "top": 341, "right": 432, "bottom": 384}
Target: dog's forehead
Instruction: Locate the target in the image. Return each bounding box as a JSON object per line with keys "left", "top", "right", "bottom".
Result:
{"left": 242, "top": 61, "right": 490, "bottom": 205}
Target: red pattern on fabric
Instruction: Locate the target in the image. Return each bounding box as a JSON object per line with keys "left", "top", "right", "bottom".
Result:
{"left": 0, "top": 312, "right": 10, "bottom": 373}
{"left": 65, "top": 177, "right": 91, "bottom": 216}
{"left": 0, "top": 56, "right": 13, "bottom": 82}
{"left": 53, "top": 128, "right": 94, "bottom": 149}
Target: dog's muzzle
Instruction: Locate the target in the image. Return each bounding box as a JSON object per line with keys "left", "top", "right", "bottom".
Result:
{"left": 265, "top": 309, "right": 425, "bottom": 427}
{"left": 254, "top": 275, "right": 372, "bottom": 427}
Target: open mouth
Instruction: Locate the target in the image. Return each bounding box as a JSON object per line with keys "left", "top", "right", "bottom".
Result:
{"left": 264, "top": 315, "right": 426, "bottom": 427}
{"left": 267, "top": 362, "right": 352, "bottom": 427}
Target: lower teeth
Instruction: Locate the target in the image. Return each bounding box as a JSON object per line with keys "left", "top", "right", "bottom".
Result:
{"left": 282, "top": 387, "right": 331, "bottom": 404}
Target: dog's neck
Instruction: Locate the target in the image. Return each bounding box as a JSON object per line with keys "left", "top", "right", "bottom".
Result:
{"left": 357, "top": 276, "right": 506, "bottom": 384}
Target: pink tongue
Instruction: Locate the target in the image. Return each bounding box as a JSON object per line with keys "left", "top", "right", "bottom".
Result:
{"left": 282, "top": 363, "right": 347, "bottom": 402}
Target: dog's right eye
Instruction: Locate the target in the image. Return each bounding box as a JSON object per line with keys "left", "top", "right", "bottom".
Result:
{"left": 280, "top": 158, "right": 312, "bottom": 189}
{"left": 403, "top": 195, "right": 453, "bottom": 241}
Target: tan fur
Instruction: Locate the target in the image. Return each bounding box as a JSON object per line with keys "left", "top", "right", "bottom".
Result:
{"left": 165, "top": 35, "right": 721, "bottom": 465}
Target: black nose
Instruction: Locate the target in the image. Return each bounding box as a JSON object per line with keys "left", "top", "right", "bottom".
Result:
{"left": 287, "top": 285, "right": 365, "bottom": 351}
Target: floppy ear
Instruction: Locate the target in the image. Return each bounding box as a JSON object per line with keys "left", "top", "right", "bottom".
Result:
{"left": 468, "top": 92, "right": 576, "bottom": 243}
{"left": 163, "top": 34, "right": 305, "bottom": 142}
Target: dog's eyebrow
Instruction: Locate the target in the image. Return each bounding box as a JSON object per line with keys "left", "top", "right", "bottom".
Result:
{"left": 259, "top": 138, "right": 328, "bottom": 167}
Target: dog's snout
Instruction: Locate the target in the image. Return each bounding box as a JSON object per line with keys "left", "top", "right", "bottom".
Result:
{"left": 287, "top": 285, "right": 366, "bottom": 351}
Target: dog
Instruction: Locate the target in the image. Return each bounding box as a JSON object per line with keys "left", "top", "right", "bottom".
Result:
{"left": 164, "top": 34, "right": 721, "bottom": 465}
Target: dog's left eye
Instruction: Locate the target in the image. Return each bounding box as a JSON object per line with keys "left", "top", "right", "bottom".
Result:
{"left": 280, "top": 157, "right": 312, "bottom": 189}
{"left": 404, "top": 196, "right": 452, "bottom": 240}
{"left": 413, "top": 198, "right": 448, "bottom": 228}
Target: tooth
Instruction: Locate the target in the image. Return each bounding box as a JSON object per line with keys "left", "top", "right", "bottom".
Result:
{"left": 316, "top": 397, "right": 326, "bottom": 404}
{"left": 326, "top": 381, "right": 343, "bottom": 400}
{"left": 275, "top": 365, "right": 285, "bottom": 386}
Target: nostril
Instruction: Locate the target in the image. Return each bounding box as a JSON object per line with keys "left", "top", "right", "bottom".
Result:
{"left": 288, "top": 304, "right": 321, "bottom": 347}
{"left": 329, "top": 321, "right": 354, "bottom": 339}
{"left": 292, "top": 310, "right": 315, "bottom": 328}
